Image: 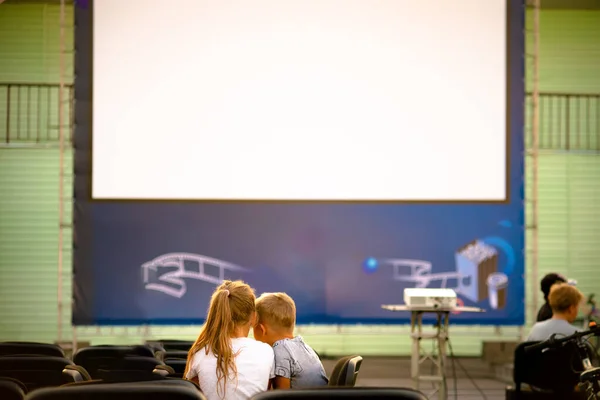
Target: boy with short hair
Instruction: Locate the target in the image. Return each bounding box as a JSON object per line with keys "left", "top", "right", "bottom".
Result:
{"left": 254, "top": 292, "right": 328, "bottom": 389}
{"left": 527, "top": 283, "right": 583, "bottom": 341}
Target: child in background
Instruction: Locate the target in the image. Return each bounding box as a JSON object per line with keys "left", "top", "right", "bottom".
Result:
{"left": 527, "top": 283, "right": 583, "bottom": 341}
{"left": 185, "top": 280, "right": 275, "bottom": 400}
{"left": 254, "top": 292, "right": 328, "bottom": 389}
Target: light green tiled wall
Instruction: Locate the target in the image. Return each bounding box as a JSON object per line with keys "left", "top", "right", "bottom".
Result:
{"left": 525, "top": 10, "right": 600, "bottom": 94}
{"left": 0, "top": 4, "right": 599, "bottom": 356}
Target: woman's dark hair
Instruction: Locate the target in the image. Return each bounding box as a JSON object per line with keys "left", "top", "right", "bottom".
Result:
{"left": 540, "top": 273, "right": 567, "bottom": 301}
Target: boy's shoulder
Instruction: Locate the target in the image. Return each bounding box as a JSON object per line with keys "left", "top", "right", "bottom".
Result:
{"left": 272, "top": 336, "right": 327, "bottom": 385}
{"left": 531, "top": 319, "right": 551, "bottom": 329}
{"left": 273, "top": 336, "right": 305, "bottom": 349}
{"left": 273, "top": 336, "right": 317, "bottom": 356}
{"left": 527, "top": 319, "right": 578, "bottom": 341}
{"left": 535, "top": 318, "right": 572, "bottom": 330}
{"left": 529, "top": 318, "right": 556, "bottom": 334}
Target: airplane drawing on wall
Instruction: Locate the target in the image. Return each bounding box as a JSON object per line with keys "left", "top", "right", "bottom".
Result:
{"left": 141, "top": 252, "right": 249, "bottom": 298}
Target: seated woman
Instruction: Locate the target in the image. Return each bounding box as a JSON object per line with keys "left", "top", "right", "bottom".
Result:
{"left": 184, "top": 280, "right": 275, "bottom": 400}
{"left": 528, "top": 282, "right": 583, "bottom": 341}
{"left": 536, "top": 273, "right": 567, "bottom": 322}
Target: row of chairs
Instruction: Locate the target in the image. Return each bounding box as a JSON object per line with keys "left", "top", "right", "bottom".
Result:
{"left": 0, "top": 379, "right": 202, "bottom": 400}
{"left": 3, "top": 380, "right": 427, "bottom": 400}
{"left": 0, "top": 340, "right": 192, "bottom": 399}
{"left": 0, "top": 342, "right": 176, "bottom": 387}
{"left": 10, "top": 337, "right": 596, "bottom": 398}
{"left": 0, "top": 340, "right": 362, "bottom": 386}
{"left": 0, "top": 341, "right": 429, "bottom": 399}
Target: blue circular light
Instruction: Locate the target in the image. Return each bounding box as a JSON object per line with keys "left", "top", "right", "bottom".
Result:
{"left": 363, "top": 257, "right": 378, "bottom": 273}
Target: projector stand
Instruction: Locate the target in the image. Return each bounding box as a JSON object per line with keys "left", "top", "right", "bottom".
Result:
{"left": 381, "top": 304, "right": 484, "bottom": 400}
{"left": 410, "top": 309, "right": 450, "bottom": 400}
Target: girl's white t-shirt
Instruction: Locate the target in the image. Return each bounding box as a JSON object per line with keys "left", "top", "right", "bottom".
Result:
{"left": 186, "top": 337, "right": 275, "bottom": 400}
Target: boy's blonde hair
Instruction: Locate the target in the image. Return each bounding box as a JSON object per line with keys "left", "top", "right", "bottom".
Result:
{"left": 255, "top": 292, "right": 296, "bottom": 331}
{"left": 548, "top": 283, "right": 583, "bottom": 313}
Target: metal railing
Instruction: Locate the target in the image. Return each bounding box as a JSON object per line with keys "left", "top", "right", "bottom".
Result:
{"left": 0, "top": 82, "right": 74, "bottom": 145}
{"left": 0, "top": 83, "right": 598, "bottom": 151}
{"left": 526, "top": 92, "right": 600, "bottom": 151}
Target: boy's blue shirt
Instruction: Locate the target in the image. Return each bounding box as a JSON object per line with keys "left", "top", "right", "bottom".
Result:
{"left": 272, "top": 335, "right": 329, "bottom": 388}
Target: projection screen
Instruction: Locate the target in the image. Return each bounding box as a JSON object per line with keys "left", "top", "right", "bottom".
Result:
{"left": 92, "top": 0, "right": 509, "bottom": 201}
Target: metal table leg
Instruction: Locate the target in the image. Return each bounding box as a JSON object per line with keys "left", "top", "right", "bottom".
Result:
{"left": 410, "top": 310, "right": 449, "bottom": 400}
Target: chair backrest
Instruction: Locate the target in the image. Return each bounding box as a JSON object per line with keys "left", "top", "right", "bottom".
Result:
{"left": 159, "top": 341, "right": 194, "bottom": 351}
{"left": 513, "top": 341, "right": 581, "bottom": 394}
{"left": 328, "top": 355, "right": 363, "bottom": 387}
{"left": 164, "top": 358, "right": 187, "bottom": 373}
{"left": 0, "top": 377, "right": 26, "bottom": 400}
{"left": 251, "top": 387, "right": 427, "bottom": 399}
{"left": 0, "top": 343, "right": 65, "bottom": 358}
{"left": 145, "top": 342, "right": 166, "bottom": 352}
{"left": 165, "top": 350, "right": 189, "bottom": 360}
{"left": 74, "top": 346, "right": 154, "bottom": 363}
{"left": 156, "top": 350, "right": 188, "bottom": 362}
{"left": 62, "top": 379, "right": 201, "bottom": 391}
{"left": 85, "top": 357, "right": 164, "bottom": 379}
{"left": 25, "top": 382, "right": 206, "bottom": 400}
{"left": 73, "top": 346, "right": 159, "bottom": 379}
{"left": 0, "top": 356, "right": 74, "bottom": 391}
{"left": 62, "top": 365, "right": 92, "bottom": 382}
{"left": 95, "top": 369, "right": 169, "bottom": 383}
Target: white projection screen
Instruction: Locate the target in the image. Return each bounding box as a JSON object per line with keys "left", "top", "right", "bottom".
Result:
{"left": 92, "top": 0, "right": 508, "bottom": 201}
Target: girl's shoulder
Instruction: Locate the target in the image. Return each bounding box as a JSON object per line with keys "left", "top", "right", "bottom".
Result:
{"left": 189, "top": 346, "right": 210, "bottom": 362}
{"left": 233, "top": 337, "right": 274, "bottom": 355}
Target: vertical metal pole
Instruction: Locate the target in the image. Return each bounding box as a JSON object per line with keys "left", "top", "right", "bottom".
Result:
{"left": 530, "top": 0, "right": 541, "bottom": 319}
{"left": 5, "top": 86, "right": 10, "bottom": 144}
{"left": 57, "top": 0, "right": 67, "bottom": 344}
{"left": 410, "top": 312, "right": 419, "bottom": 391}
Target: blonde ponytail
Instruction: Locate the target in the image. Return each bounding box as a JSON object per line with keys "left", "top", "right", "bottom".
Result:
{"left": 185, "top": 280, "right": 256, "bottom": 397}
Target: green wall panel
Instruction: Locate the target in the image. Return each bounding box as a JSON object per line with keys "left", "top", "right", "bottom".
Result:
{"left": 0, "top": 3, "right": 598, "bottom": 356}
{"left": 0, "top": 2, "right": 74, "bottom": 143}
{"left": 0, "top": 149, "right": 73, "bottom": 340}
{"left": 0, "top": 3, "right": 74, "bottom": 83}
{"left": 526, "top": 10, "right": 600, "bottom": 94}
{"left": 523, "top": 155, "right": 600, "bottom": 324}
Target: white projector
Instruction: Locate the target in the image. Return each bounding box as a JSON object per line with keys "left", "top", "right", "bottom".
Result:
{"left": 404, "top": 288, "right": 458, "bottom": 309}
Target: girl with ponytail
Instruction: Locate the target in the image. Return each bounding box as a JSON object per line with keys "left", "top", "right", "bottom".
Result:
{"left": 185, "top": 280, "right": 275, "bottom": 400}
